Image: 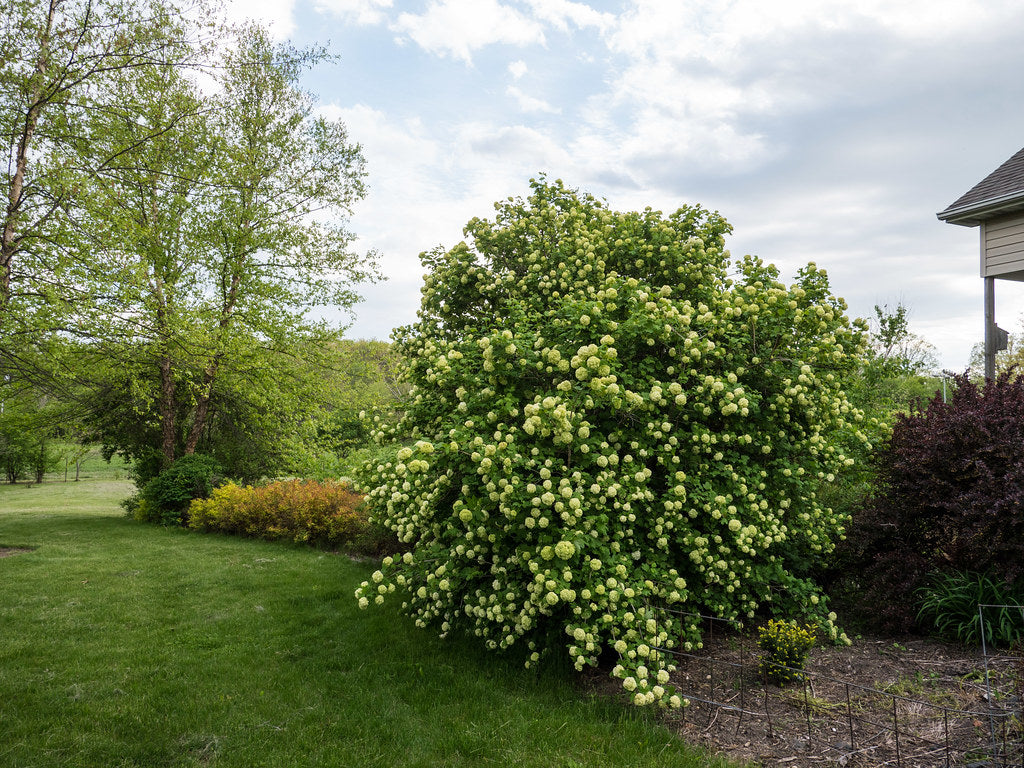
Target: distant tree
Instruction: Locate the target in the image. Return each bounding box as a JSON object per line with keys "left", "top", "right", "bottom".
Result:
{"left": 0, "top": 416, "right": 32, "bottom": 483}
{"left": 0, "top": 383, "right": 62, "bottom": 482}
{"left": 866, "top": 303, "right": 938, "bottom": 377}
{"left": 968, "top": 314, "right": 1024, "bottom": 379}
{"left": 845, "top": 302, "right": 940, "bottom": 421}
{"left": 323, "top": 339, "right": 410, "bottom": 410}
{"left": 294, "top": 339, "right": 411, "bottom": 477}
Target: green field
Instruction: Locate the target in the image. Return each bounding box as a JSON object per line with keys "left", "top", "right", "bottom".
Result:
{"left": 0, "top": 479, "right": 725, "bottom": 768}
{"left": 40, "top": 446, "right": 130, "bottom": 484}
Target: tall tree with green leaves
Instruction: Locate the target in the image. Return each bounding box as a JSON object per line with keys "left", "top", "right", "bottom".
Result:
{"left": 181, "top": 24, "right": 374, "bottom": 456}
{"left": 71, "top": 21, "right": 377, "bottom": 473}
{"left": 1, "top": 1, "right": 377, "bottom": 477}
{"left": 71, "top": 30, "right": 210, "bottom": 464}
{"left": 0, "top": 0, "right": 200, "bottom": 330}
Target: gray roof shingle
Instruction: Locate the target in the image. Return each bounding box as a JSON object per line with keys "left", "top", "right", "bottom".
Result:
{"left": 938, "top": 145, "right": 1024, "bottom": 226}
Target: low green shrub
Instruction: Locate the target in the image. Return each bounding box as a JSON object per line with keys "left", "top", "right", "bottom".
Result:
{"left": 136, "top": 453, "right": 222, "bottom": 526}
{"left": 188, "top": 479, "right": 371, "bottom": 549}
{"left": 916, "top": 571, "right": 1024, "bottom": 647}
{"left": 758, "top": 619, "right": 816, "bottom": 685}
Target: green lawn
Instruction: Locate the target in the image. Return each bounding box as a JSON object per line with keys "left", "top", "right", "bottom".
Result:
{"left": 43, "top": 446, "right": 130, "bottom": 484}
{"left": 0, "top": 480, "right": 726, "bottom": 768}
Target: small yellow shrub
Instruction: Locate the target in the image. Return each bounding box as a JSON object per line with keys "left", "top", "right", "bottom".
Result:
{"left": 758, "top": 619, "right": 817, "bottom": 685}
{"left": 188, "top": 479, "right": 367, "bottom": 548}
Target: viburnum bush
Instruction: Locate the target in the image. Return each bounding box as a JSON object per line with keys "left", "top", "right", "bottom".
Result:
{"left": 354, "top": 178, "right": 867, "bottom": 707}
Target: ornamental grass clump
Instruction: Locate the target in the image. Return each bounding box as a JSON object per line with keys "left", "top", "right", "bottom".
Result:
{"left": 758, "top": 619, "right": 817, "bottom": 685}
{"left": 916, "top": 571, "right": 1024, "bottom": 647}
{"left": 354, "top": 178, "right": 865, "bottom": 707}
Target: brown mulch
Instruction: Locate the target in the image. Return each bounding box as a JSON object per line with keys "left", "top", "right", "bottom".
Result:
{"left": 585, "top": 629, "right": 1023, "bottom": 768}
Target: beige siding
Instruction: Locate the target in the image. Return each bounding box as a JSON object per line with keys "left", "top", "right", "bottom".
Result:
{"left": 982, "top": 213, "right": 1024, "bottom": 280}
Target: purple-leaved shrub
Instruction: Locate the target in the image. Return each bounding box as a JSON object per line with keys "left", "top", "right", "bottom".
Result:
{"left": 844, "top": 371, "right": 1024, "bottom": 630}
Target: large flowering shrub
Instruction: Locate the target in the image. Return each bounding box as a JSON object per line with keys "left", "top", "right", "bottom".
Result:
{"left": 355, "top": 179, "right": 866, "bottom": 706}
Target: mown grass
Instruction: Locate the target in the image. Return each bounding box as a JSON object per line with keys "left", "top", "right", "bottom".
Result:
{"left": 38, "top": 444, "right": 130, "bottom": 484}
{"left": 0, "top": 480, "right": 727, "bottom": 768}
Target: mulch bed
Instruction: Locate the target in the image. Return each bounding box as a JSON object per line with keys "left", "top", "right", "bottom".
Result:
{"left": 585, "top": 628, "right": 1023, "bottom": 767}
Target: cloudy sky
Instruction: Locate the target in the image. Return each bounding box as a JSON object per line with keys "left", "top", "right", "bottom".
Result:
{"left": 228, "top": 0, "right": 1024, "bottom": 370}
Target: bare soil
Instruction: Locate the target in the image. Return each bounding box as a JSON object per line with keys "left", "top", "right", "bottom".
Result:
{"left": 0, "top": 547, "right": 32, "bottom": 558}
{"left": 586, "top": 629, "right": 1023, "bottom": 768}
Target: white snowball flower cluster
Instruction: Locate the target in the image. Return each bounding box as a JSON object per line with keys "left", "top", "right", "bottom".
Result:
{"left": 355, "top": 178, "right": 865, "bottom": 706}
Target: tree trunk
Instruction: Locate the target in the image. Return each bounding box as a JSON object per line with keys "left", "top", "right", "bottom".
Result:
{"left": 184, "top": 262, "right": 242, "bottom": 454}
{"left": 34, "top": 439, "right": 45, "bottom": 483}
{"left": 1, "top": 1, "right": 56, "bottom": 309}
{"left": 159, "top": 354, "right": 176, "bottom": 465}
{"left": 183, "top": 359, "right": 219, "bottom": 455}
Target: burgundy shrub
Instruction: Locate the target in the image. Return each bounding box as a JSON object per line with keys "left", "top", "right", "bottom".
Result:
{"left": 842, "top": 371, "right": 1024, "bottom": 630}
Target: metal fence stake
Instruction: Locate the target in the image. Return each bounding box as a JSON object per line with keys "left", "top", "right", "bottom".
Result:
{"left": 804, "top": 682, "right": 812, "bottom": 739}
{"left": 845, "top": 683, "right": 854, "bottom": 749}
{"left": 893, "top": 696, "right": 901, "bottom": 768}
{"left": 943, "top": 708, "right": 950, "bottom": 768}
{"left": 708, "top": 654, "right": 715, "bottom": 727}
{"left": 737, "top": 640, "right": 745, "bottom": 735}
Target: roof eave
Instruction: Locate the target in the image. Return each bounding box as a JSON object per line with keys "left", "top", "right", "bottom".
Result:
{"left": 937, "top": 191, "right": 1024, "bottom": 227}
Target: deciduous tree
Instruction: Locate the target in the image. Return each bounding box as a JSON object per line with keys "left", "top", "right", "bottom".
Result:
{"left": 0, "top": 0, "right": 200, "bottom": 330}
{"left": 71, "top": 21, "right": 376, "bottom": 473}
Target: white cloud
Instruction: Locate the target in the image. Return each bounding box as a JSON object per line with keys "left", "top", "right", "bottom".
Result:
{"left": 223, "top": 0, "right": 298, "bottom": 39}
{"left": 313, "top": 106, "right": 577, "bottom": 337}
{"left": 391, "top": 0, "right": 545, "bottom": 63}
{"left": 521, "top": 0, "right": 615, "bottom": 33}
{"left": 385, "top": 0, "right": 615, "bottom": 63}
{"left": 601, "top": 0, "right": 1024, "bottom": 131}
{"left": 609, "top": 0, "right": 1021, "bottom": 62}
{"left": 458, "top": 122, "right": 571, "bottom": 169}
{"left": 506, "top": 85, "right": 561, "bottom": 114}
{"left": 568, "top": 70, "right": 778, "bottom": 185}
{"left": 314, "top": 0, "right": 394, "bottom": 25}
{"left": 560, "top": 0, "right": 1024, "bottom": 219}
{"left": 317, "top": 103, "right": 445, "bottom": 252}
{"left": 508, "top": 60, "right": 528, "bottom": 79}
{"left": 313, "top": 104, "right": 450, "bottom": 334}
{"left": 307, "top": 0, "right": 1024, "bottom": 367}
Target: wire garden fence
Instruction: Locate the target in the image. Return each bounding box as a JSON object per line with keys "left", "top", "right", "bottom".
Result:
{"left": 646, "top": 605, "right": 1023, "bottom": 767}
